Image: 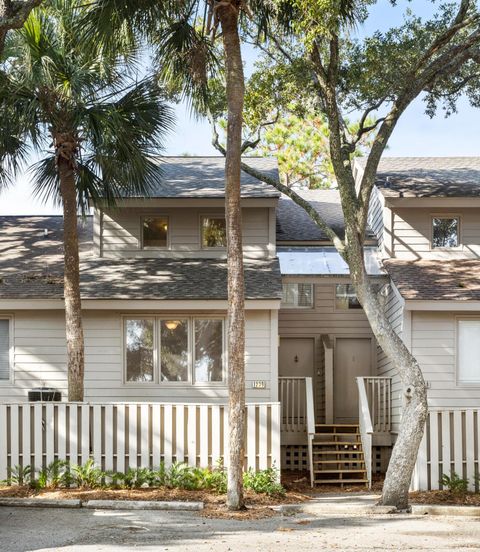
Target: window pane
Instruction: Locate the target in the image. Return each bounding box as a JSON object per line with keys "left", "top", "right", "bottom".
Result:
{"left": 458, "top": 320, "right": 480, "bottom": 384}
{"left": 194, "top": 319, "right": 224, "bottom": 382}
{"left": 281, "top": 283, "right": 313, "bottom": 308}
{"left": 202, "top": 217, "right": 226, "bottom": 248}
{"left": 335, "top": 284, "right": 362, "bottom": 310}
{"left": 0, "top": 320, "right": 9, "bottom": 381}
{"left": 143, "top": 217, "right": 168, "bottom": 248}
{"left": 160, "top": 320, "right": 189, "bottom": 382}
{"left": 432, "top": 218, "right": 458, "bottom": 248}
{"left": 126, "top": 319, "right": 154, "bottom": 382}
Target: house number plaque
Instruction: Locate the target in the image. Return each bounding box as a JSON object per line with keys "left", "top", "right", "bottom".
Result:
{"left": 252, "top": 380, "right": 266, "bottom": 389}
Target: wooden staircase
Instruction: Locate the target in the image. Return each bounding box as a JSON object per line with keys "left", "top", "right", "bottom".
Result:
{"left": 312, "top": 424, "right": 368, "bottom": 486}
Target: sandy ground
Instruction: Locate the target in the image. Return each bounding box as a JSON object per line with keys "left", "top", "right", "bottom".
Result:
{"left": 1, "top": 505, "right": 479, "bottom": 552}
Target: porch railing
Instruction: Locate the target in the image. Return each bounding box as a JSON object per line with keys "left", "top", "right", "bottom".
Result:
{"left": 356, "top": 376, "right": 393, "bottom": 488}
{"left": 278, "top": 376, "right": 315, "bottom": 484}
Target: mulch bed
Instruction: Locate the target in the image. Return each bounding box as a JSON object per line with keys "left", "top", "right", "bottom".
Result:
{"left": 409, "top": 490, "right": 480, "bottom": 507}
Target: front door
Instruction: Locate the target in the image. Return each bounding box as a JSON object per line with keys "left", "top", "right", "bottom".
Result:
{"left": 279, "top": 338, "right": 314, "bottom": 378}
{"left": 334, "top": 338, "right": 372, "bottom": 423}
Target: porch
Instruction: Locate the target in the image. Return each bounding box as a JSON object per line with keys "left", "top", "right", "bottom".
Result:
{"left": 279, "top": 375, "right": 393, "bottom": 487}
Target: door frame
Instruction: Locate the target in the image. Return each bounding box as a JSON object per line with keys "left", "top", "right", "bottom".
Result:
{"left": 328, "top": 335, "right": 376, "bottom": 423}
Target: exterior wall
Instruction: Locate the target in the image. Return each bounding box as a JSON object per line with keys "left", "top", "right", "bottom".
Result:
{"left": 391, "top": 207, "right": 480, "bottom": 260}
{"left": 376, "top": 284, "right": 405, "bottom": 433}
{"left": 0, "top": 309, "right": 278, "bottom": 403}
{"left": 411, "top": 311, "right": 480, "bottom": 409}
{"left": 96, "top": 206, "right": 275, "bottom": 259}
{"left": 278, "top": 281, "right": 376, "bottom": 422}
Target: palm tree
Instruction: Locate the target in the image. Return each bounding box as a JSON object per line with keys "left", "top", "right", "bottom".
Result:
{"left": 0, "top": 0, "right": 173, "bottom": 401}
{"left": 84, "top": 0, "right": 282, "bottom": 510}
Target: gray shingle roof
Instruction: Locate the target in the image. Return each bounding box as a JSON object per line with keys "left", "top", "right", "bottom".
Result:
{"left": 356, "top": 157, "right": 480, "bottom": 198}
{"left": 276, "top": 189, "right": 374, "bottom": 242}
{"left": 0, "top": 216, "right": 282, "bottom": 300}
{"left": 128, "top": 157, "right": 280, "bottom": 198}
{"left": 384, "top": 258, "right": 480, "bottom": 301}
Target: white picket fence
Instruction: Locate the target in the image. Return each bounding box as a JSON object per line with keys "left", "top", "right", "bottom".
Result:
{"left": 0, "top": 402, "right": 281, "bottom": 480}
{"left": 412, "top": 408, "right": 480, "bottom": 491}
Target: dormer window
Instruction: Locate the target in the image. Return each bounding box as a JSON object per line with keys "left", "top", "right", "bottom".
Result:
{"left": 432, "top": 217, "right": 459, "bottom": 248}
{"left": 143, "top": 217, "right": 169, "bottom": 248}
{"left": 201, "top": 216, "right": 227, "bottom": 248}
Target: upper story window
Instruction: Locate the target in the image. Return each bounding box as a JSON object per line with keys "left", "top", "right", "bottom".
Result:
{"left": 201, "top": 216, "right": 227, "bottom": 248}
{"left": 335, "top": 284, "right": 362, "bottom": 310}
{"left": 125, "top": 317, "right": 225, "bottom": 384}
{"left": 143, "top": 217, "right": 169, "bottom": 248}
{"left": 432, "top": 217, "right": 459, "bottom": 248}
{"left": 0, "top": 318, "right": 10, "bottom": 382}
{"left": 457, "top": 319, "right": 480, "bottom": 385}
{"left": 281, "top": 283, "right": 314, "bottom": 308}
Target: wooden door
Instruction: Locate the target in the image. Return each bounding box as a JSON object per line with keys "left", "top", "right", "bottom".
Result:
{"left": 279, "top": 338, "right": 314, "bottom": 378}
{"left": 334, "top": 338, "right": 372, "bottom": 423}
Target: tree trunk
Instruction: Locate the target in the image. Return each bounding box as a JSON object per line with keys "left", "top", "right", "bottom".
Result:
{"left": 58, "top": 157, "right": 85, "bottom": 402}
{"left": 344, "top": 230, "right": 428, "bottom": 510}
{"left": 217, "top": 1, "right": 246, "bottom": 511}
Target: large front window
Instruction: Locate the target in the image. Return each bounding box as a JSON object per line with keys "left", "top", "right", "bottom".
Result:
{"left": 0, "top": 318, "right": 10, "bottom": 382}
{"left": 335, "top": 284, "right": 362, "bottom": 310}
{"left": 143, "top": 217, "right": 169, "bottom": 248}
{"left": 125, "top": 317, "right": 225, "bottom": 384}
{"left": 457, "top": 319, "right": 480, "bottom": 385}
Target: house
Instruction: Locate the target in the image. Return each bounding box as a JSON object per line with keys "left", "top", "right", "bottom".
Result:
{"left": 0, "top": 156, "right": 478, "bottom": 490}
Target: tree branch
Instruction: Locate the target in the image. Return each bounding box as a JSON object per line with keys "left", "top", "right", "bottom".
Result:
{"left": 0, "top": 0, "right": 43, "bottom": 52}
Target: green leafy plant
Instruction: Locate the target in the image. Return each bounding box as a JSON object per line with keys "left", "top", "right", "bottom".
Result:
{"left": 71, "top": 459, "right": 105, "bottom": 489}
{"left": 34, "top": 460, "right": 70, "bottom": 490}
{"left": 110, "top": 467, "right": 156, "bottom": 489}
{"left": 440, "top": 472, "right": 469, "bottom": 494}
{"left": 164, "top": 462, "right": 199, "bottom": 490}
{"left": 243, "top": 466, "right": 285, "bottom": 497}
{"left": 2, "top": 464, "right": 32, "bottom": 486}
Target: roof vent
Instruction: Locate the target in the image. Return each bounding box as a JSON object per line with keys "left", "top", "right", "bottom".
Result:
{"left": 44, "top": 229, "right": 48, "bottom": 237}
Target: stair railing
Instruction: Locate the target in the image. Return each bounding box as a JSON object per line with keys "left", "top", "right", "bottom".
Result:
{"left": 305, "top": 377, "right": 316, "bottom": 487}
{"left": 356, "top": 377, "right": 373, "bottom": 489}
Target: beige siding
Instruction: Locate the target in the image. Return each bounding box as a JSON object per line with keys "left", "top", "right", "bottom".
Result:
{"left": 100, "top": 206, "right": 272, "bottom": 259}
{"left": 412, "top": 311, "right": 480, "bottom": 408}
{"left": 367, "top": 186, "right": 385, "bottom": 249}
{"left": 377, "top": 285, "right": 404, "bottom": 432}
{"left": 392, "top": 207, "right": 480, "bottom": 260}
{"left": 278, "top": 282, "right": 375, "bottom": 422}
{"left": 0, "top": 309, "right": 277, "bottom": 403}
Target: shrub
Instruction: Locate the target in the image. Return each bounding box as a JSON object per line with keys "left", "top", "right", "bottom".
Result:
{"left": 111, "top": 467, "right": 156, "bottom": 489}
{"left": 2, "top": 464, "right": 32, "bottom": 486}
{"left": 71, "top": 459, "right": 104, "bottom": 489}
{"left": 164, "top": 462, "right": 199, "bottom": 490}
{"left": 243, "top": 466, "right": 285, "bottom": 497}
{"left": 441, "top": 472, "right": 469, "bottom": 494}
{"left": 34, "top": 460, "right": 70, "bottom": 490}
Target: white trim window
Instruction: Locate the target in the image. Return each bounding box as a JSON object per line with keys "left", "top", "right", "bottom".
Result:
{"left": 124, "top": 316, "right": 225, "bottom": 384}
{"left": 0, "top": 318, "right": 11, "bottom": 382}
{"left": 201, "top": 216, "right": 227, "bottom": 248}
{"left": 142, "top": 216, "right": 169, "bottom": 249}
{"left": 432, "top": 216, "right": 459, "bottom": 248}
{"left": 281, "top": 283, "right": 314, "bottom": 308}
{"left": 457, "top": 319, "right": 480, "bottom": 385}
{"left": 335, "top": 284, "right": 362, "bottom": 310}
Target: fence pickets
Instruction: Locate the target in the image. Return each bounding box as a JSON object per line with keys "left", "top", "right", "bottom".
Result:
{"left": 0, "top": 402, "right": 281, "bottom": 480}
{"left": 413, "top": 409, "right": 480, "bottom": 491}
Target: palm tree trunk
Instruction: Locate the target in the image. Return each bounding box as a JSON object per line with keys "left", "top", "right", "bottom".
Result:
{"left": 217, "top": 1, "right": 246, "bottom": 511}
{"left": 58, "top": 157, "right": 85, "bottom": 402}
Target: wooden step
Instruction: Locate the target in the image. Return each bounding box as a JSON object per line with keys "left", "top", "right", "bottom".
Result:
{"left": 312, "top": 441, "right": 362, "bottom": 446}
{"left": 313, "top": 449, "right": 364, "bottom": 456}
{"left": 313, "top": 479, "right": 368, "bottom": 485}
{"left": 313, "top": 459, "right": 366, "bottom": 465}
{"left": 313, "top": 469, "right": 366, "bottom": 474}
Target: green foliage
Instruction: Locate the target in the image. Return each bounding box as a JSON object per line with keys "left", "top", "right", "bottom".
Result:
{"left": 33, "top": 460, "right": 70, "bottom": 490}
{"left": 2, "top": 464, "right": 32, "bottom": 486}
{"left": 440, "top": 472, "right": 469, "bottom": 494}
{"left": 243, "top": 466, "right": 285, "bottom": 497}
{"left": 71, "top": 459, "right": 104, "bottom": 489}
{"left": 109, "top": 467, "right": 156, "bottom": 489}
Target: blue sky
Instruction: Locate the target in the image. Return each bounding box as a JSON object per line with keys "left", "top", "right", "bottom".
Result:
{"left": 1, "top": 0, "right": 478, "bottom": 215}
